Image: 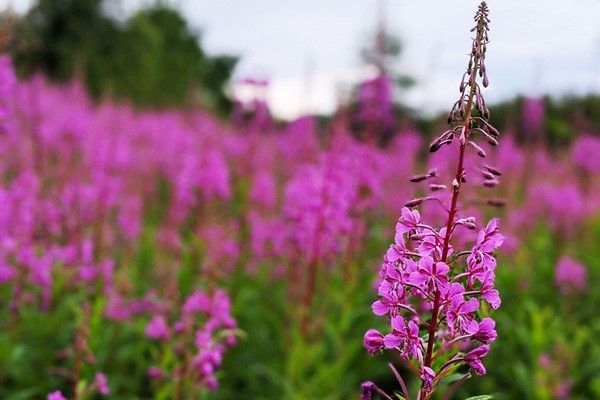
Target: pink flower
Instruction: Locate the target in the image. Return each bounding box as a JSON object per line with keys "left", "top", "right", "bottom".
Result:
{"left": 383, "top": 316, "right": 423, "bottom": 360}
{"left": 481, "top": 276, "right": 501, "bottom": 309}
{"left": 420, "top": 366, "right": 436, "bottom": 392}
{"left": 182, "top": 291, "right": 211, "bottom": 314}
{"left": 95, "top": 372, "right": 110, "bottom": 395}
{"left": 571, "top": 133, "right": 600, "bottom": 173}
{"left": 408, "top": 256, "right": 450, "bottom": 292}
{"left": 371, "top": 280, "right": 406, "bottom": 316}
{"left": 360, "top": 381, "right": 375, "bottom": 400}
{"left": 145, "top": 315, "right": 170, "bottom": 341}
{"left": 473, "top": 318, "right": 497, "bottom": 343}
{"left": 447, "top": 296, "right": 480, "bottom": 335}
{"left": 47, "top": 391, "right": 67, "bottom": 400}
{"left": 396, "top": 207, "right": 421, "bottom": 234}
{"left": 555, "top": 256, "right": 587, "bottom": 295}
{"left": 147, "top": 366, "right": 164, "bottom": 380}
{"left": 554, "top": 381, "right": 572, "bottom": 400}
{"left": 464, "top": 345, "right": 490, "bottom": 375}
{"left": 0, "top": 260, "right": 15, "bottom": 284}
{"left": 521, "top": 96, "right": 545, "bottom": 137}
{"left": 363, "top": 329, "right": 385, "bottom": 354}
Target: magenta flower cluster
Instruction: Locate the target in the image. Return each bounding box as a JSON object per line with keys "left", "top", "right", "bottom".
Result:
{"left": 365, "top": 210, "right": 502, "bottom": 388}
{"left": 363, "top": 3, "right": 504, "bottom": 398}
{"left": 555, "top": 256, "right": 587, "bottom": 295}
{"left": 145, "top": 289, "right": 237, "bottom": 390}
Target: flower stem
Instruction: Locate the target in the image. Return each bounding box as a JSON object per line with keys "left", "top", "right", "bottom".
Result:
{"left": 418, "top": 14, "right": 485, "bottom": 398}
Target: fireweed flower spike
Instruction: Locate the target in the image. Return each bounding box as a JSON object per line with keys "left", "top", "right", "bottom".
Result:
{"left": 363, "top": 3, "right": 504, "bottom": 399}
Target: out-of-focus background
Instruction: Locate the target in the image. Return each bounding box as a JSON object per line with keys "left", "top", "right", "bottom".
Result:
{"left": 0, "top": 0, "right": 598, "bottom": 399}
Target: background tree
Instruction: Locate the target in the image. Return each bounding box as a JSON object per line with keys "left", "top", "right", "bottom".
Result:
{"left": 8, "top": 0, "right": 237, "bottom": 114}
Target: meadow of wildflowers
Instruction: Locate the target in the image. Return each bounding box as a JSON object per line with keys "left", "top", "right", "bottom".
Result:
{"left": 0, "top": 2, "right": 599, "bottom": 400}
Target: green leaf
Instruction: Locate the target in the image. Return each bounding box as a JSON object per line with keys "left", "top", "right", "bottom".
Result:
{"left": 465, "top": 396, "right": 494, "bottom": 400}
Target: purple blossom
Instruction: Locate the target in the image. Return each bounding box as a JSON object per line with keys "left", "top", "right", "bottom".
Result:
{"left": 555, "top": 256, "right": 587, "bottom": 295}
{"left": 408, "top": 256, "right": 450, "bottom": 292}
{"left": 447, "top": 296, "right": 480, "bottom": 335}
{"left": 363, "top": 5, "right": 501, "bottom": 398}
{"left": 363, "top": 329, "right": 385, "bottom": 355}
{"left": 420, "top": 366, "right": 436, "bottom": 393}
{"left": 521, "top": 97, "right": 545, "bottom": 138}
{"left": 371, "top": 279, "right": 406, "bottom": 316}
{"left": 147, "top": 366, "right": 164, "bottom": 380}
{"left": 572, "top": 133, "right": 600, "bottom": 173}
{"left": 383, "top": 316, "right": 423, "bottom": 360}
{"left": 0, "top": 259, "right": 15, "bottom": 284}
{"left": 464, "top": 345, "right": 490, "bottom": 375}
{"left": 145, "top": 315, "right": 170, "bottom": 341}
{"left": 481, "top": 276, "right": 501, "bottom": 309}
{"left": 473, "top": 317, "right": 497, "bottom": 343}
{"left": 95, "top": 372, "right": 110, "bottom": 395}
{"left": 182, "top": 291, "right": 212, "bottom": 315}
{"left": 360, "top": 381, "right": 375, "bottom": 400}
{"left": 47, "top": 391, "right": 67, "bottom": 400}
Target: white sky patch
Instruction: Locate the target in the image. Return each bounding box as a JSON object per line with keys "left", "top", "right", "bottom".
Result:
{"left": 2, "top": 0, "right": 600, "bottom": 119}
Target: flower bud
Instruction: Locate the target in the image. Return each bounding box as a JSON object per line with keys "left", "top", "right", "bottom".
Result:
{"left": 484, "top": 164, "right": 501, "bottom": 176}
{"left": 405, "top": 198, "right": 425, "bottom": 207}
{"left": 429, "top": 184, "right": 447, "bottom": 192}
{"left": 486, "top": 198, "right": 506, "bottom": 207}
{"left": 482, "top": 170, "right": 495, "bottom": 180}
{"left": 363, "top": 330, "right": 385, "bottom": 354}
{"left": 361, "top": 382, "right": 375, "bottom": 400}
{"left": 469, "top": 141, "right": 487, "bottom": 157}
{"left": 410, "top": 174, "right": 429, "bottom": 183}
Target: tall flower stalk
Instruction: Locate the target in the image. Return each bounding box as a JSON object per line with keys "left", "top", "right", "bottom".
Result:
{"left": 363, "top": 3, "right": 504, "bottom": 399}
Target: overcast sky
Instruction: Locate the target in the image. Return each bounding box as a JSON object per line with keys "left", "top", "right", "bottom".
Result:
{"left": 2, "top": 0, "right": 600, "bottom": 119}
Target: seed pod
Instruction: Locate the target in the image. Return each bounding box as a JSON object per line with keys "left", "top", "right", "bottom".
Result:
{"left": 484, "top": 164, "right": 502, "bottom": 176}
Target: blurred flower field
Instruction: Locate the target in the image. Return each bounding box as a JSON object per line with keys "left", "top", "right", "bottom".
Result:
{"left": 0, "top": 51, "right": 600, "bottom": 399}
{"left": 0, "top": 4, "right": 599, "bottom": 397}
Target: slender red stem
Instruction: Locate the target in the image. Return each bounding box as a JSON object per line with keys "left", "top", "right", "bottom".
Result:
{"left": 418, "top": 15, "right": 485, "bottom": 398}
{"left": 421, "top": 142, "right": 466, "bottom": 371}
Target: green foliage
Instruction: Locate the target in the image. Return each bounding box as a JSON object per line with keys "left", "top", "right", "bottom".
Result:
{"left": 2, "top": 206, "right": 600, "bottom": 399}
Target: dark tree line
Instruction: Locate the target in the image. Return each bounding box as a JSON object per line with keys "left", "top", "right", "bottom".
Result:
{"left": 5, "top": 0, "right": 237, "bottom": 114}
